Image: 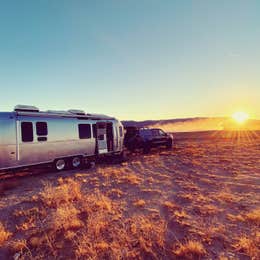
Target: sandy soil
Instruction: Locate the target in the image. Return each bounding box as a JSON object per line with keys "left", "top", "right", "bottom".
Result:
{"left": 0, "top": 131, "right": 259, "bottom": 259}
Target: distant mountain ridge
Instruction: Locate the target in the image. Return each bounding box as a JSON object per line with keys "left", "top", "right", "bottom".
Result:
{"left": 122, "top": 117, "right": 260, "bottom": 132}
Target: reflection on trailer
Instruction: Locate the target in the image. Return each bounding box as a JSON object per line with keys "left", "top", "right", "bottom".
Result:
{"left": 0, "top": 105, "right": 124, "bottom": 172}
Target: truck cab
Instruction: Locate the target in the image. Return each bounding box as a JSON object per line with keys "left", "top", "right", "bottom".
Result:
{"left": 124, "top": 127, "right": 173, "bottom": 153}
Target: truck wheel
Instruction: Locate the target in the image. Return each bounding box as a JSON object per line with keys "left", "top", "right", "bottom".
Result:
{"left": 113, "top": 152, "right": 128, "bottom": 163}
{"left": 54, "top": 159, "right": 66, "bottom": 171}
{"left": 127, "top": 143, "right": 135, "bottom": 152}
{"left": 166, "top": 140, "right": 173, "bottom": 149}
{"left": 143, "top": 143, "right": 151, "bottom": 154}
{"left": 71, "top": 156, "right": 82, "bottom": 169}
{"left": 129, "top": 146, "right": 135, "bottom": 153}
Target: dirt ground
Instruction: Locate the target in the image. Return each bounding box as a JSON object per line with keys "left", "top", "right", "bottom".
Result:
{"left": 0, "top": 131, "right": 259, "bottom": 259}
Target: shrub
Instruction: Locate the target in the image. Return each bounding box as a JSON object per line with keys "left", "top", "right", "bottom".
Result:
{"left": 0, "top": 222, "right": 11, "bottom": 245}
{"left": 174, "top": 240, "right": 206, "bottom": 259}
{"left": 40, "top": 178, "right": 82, "bottom": 207}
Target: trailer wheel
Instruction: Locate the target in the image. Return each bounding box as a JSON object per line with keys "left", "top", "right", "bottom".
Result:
{"left": 71, "top": 156, "right": 82, "bottom": 169}
{"left": 54, "top": 159, "right": 66, "bottom": 171}
{"left": 82, "top": 157, "right": 93, "bottom": 169}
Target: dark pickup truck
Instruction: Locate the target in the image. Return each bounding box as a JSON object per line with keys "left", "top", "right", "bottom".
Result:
{"left": 124, "top": 127, "right": 173, "bottom": 153}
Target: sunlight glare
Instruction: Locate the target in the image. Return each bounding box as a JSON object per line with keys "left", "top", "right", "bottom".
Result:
{"left": 232, "top": 111, "right": 249, "bottom": 124}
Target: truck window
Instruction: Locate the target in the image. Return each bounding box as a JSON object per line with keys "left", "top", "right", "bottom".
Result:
{"left": 78, "top": 124, "right": 91, "bottom": 139}
{"left": 159, "top": 130, "right": 166, "bottom": 136}
{"left": 119, "top": 126, "right": 123, "bottom": 137}
{"left": 141, "top": 129, "right": 152, "bottom": 137}
{"left": 36, "top": 122, "right": 48, "bottom": 136}
{"left": 152, "top": 129, "right": 160, "bottom": 136}
{"left": 21, "top": 122, "right": 33, "bottom": 142}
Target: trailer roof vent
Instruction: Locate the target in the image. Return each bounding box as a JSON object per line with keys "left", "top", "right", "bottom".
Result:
{"left": 68, "top": 109, "right": 86, "bottom": 115}
{"left": 14, "top": 105, "right": 40, "bottom": 112}
{"left": 46, "top": 110, "right": 72, "bottom": 115}
{"left": 87, "top": 113, "right": 111, "bottom": 119}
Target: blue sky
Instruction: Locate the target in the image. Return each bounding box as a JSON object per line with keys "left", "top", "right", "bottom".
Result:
{"left": 0, "top": 0, "right": 259, "bottom": 120}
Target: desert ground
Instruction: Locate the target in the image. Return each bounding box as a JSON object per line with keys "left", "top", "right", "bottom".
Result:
{"left": 0, "top": 131, "right": 259, "bottom": 259}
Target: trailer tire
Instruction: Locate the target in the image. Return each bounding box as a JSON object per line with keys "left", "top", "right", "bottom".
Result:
{"left": 82, "top": 157, "right": 92, "bottom": 169}
{"left": 54, "top": 159, "right": 67, "bottom": 171}
{"left": 71, "top": 156, "right": 82, "bottom": 169}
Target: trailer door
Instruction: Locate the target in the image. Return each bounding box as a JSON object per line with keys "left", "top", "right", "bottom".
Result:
{"left": 0, "top": 118, "right": 17, "bottom": 170}
{"left": 96, "top": 122, "right": 108, "bottom": 154}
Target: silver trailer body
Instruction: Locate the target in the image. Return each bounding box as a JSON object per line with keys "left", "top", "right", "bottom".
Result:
{"left": 0, "top": 107, "right": 124, "bottom": 171}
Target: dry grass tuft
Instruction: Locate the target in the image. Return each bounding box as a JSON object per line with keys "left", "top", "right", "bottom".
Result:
{"left": 133, "top": 199, "right": 146, "bottom": 207}
{"left": 141, "top": 188, "right": 162, "bottom": 195}
{"left": 29, "top": 236, "right": 46, "bottom": 248}
{"left": 216, "top": 191, "right": 236, "bottom": 203}
{"left": 178, "top": 193, "right": 193, "bottom": 202}
{"left": 198, "top": 222, "right": 226, "bottom": 243}
{"left": 107, "top": 188, "right": 124, "bottom": 198}
{"left": 233, "top": 236, "right": 259, "bottom": 258}
{"left": 127, "top": 215, "right": 166, "bottom": 257}
{"left": 174, "top": 210, "right": 188, "bottom": 219}
{"left": 244, "top": 209, "right": 260, "bottom": 225}
{"left": 20, "top": 183, "right": 127, "bottom": 258}
{"left": 40, "top": 178, "right": 82, "bottom": 207}
{"left": 227, "top": 209, "right": 260, "bottom": 225}
{"left": 174, "top": 240, "right": 206, "bottom": 259}
{"left": 49, "top": 204, "right": 82, "bottom": 232}
{"left": 119, "top": 174, "right": 142, "bottom": 185}
{"left": 9, "top": 239, "right": 27, "bottom": 252}
{"left": 163, "top": 201, "right": 179, "bottom": 211}
{"left": 196, "top": 204, "right": 220, "bottom": 216}
{"left": 108, "top": 168, "right": 123, "bottom": 178}
{"left": 0, "top": 222, "right": 11, "bottom": 245}
{"left": 227, "top": 213, "right": 245, "bottom": 222}
{"left": 75, "top": 202, "right": 166, "bottom": 259}
{"left": 16, "top": 216, "right": 36, "bottom": 231}
{"left": 82, "top": 192, "right": 113, "bottom": 213}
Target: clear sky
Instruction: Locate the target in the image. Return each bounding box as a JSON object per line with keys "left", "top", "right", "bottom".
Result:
{"left": 0, "top": 0, "right": 259, "bottom": 120}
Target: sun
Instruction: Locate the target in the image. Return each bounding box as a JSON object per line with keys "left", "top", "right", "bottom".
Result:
{"left": 232, "top": 111, "right": 249, "bottom": 124}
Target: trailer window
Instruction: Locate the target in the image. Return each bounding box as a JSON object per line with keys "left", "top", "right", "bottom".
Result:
{"left": 98, "top": 134, "right": 104, "bottom": 140}
{"left": 37, "top": 137, "right": 47, "bottom": 142}
{"left": 36, "top": 122, "right": 48, "bottom": 136}
{"left": 97, "top": 123, "right": 106, "bottom": 129}
{"left": 78, "top": 124, "right": 91, "bottom": 139}
{"left": 21, "top": 122, "right": 33, "bottom": 142}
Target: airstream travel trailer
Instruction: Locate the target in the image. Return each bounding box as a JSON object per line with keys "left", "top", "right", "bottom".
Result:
{"left": 0, "top": 105, "right": 124, "bottom": 172}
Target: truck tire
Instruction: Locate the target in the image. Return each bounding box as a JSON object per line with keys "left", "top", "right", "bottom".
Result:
{"left": 166, "top": 140, "right": 173, "bottom": 149}
{"left": 54, "top": 159, "right": 67, "bottom": 171}
{"left": 143, "top": 142, "right": 151, "bottom": 154}
{"left": 129, "top": 145, "right": 135, "bottom": 153}
{"left": 113, "top": 151, "right": 128, "bottom": 163}
{"left": 127, "top": 141, "right": 136, "bottom": 152}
